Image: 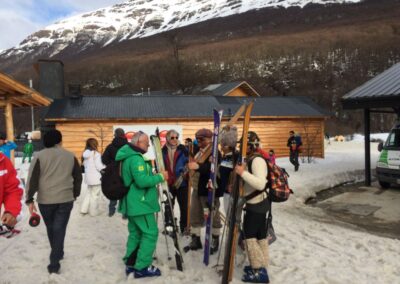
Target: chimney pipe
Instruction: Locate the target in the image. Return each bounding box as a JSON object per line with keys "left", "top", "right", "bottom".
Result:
{"left": 68, "top": 84, "right": 81, "bottom": 98}
{"left": 37, "top": 59, "right": 65, "bottom": 99}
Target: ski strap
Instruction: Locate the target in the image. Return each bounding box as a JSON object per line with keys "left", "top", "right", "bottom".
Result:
{"left": 243, "top": 187, "right": 268, "bottom": 202}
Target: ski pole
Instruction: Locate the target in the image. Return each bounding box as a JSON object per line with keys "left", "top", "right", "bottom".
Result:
{"left": 158, "top": 185, "right": 171, "bottom": 261}
{"left": 214, "top": 200, "right": 231, "bottom": 269}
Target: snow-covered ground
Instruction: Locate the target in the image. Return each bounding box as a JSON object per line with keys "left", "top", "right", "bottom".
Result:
{"left": 1, "top": 140, "right": 399, "bottom": 283}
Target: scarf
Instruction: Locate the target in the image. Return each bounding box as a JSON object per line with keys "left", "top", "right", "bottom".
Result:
{"left": 166, "top": 142, "right": 177, "bottom": 170}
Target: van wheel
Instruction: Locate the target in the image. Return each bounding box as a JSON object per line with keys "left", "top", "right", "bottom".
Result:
{"left": 379, "top": 181, "right": 391, "bottom": 189}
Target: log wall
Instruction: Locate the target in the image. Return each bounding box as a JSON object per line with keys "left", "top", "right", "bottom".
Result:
{"left": 56, "top": 117, "right": 325, "bottom": 160}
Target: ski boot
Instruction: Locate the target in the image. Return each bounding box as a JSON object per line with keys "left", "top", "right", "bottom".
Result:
{"left": 243, "top": 265, "right": 252, "bottom": 273}
{"left": 183, "top": 234, "right": 202, "bottom": 252}
{"left": 134, "top": 265, "right": 161, "bottom": 278}
{"left": 210, "top": 235, "right": 219, "bottom": 255}
{"left": 242, "top": 267, "right": 269, "bottom": 283}
{"left": 125, "top": 266, "right": 136, "bottom": 276}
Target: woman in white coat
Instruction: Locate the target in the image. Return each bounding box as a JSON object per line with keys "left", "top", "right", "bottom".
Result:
{"left": 80, "top": 138, "right": 104, "bottom": 216}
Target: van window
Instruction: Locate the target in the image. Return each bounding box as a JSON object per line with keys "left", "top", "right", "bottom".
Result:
{"left": 385, "top": 129, "right": 400, "bottom": 148}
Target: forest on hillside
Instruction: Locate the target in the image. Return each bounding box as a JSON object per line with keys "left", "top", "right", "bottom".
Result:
{"left": 2, "top": 0, "right": 400, "bottom": 135}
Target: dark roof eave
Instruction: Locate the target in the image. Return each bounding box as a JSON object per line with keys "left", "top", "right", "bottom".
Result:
{"left": 45, "top": 114, "right": 328, "bottom": 122}
{"left": 342, "top": 96, "right": 400, "bottom": 109}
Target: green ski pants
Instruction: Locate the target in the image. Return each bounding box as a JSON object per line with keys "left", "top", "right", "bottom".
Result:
{"left": 123, "top": 213, "right": 158, "bottom": 270}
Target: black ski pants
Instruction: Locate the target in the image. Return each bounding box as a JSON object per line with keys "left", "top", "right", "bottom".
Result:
{"left": 166, "top": 186, "right": 188, "bottom": 233}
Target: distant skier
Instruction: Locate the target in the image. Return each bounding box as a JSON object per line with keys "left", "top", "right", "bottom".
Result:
{"left": 116, "top": 131, "right": 168, "bottom": 278}
{"left": 287, "top": 130, "right": 302, "bottom": 171}
{"left": 22, "top": 139, "right": 34, "bottom": 163}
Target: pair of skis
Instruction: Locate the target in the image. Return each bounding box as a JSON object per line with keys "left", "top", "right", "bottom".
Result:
{"left": 205, "top": 103, "right": 252, "bottom": 266}
{"left": 185, "top": 104, "right": 247, "bottom": 234}
{"left": 151, "top": 131, "right": 184, "bottom": 272}
{"left": 221, "top": 101, "right": 254, "bottom": 283}
{"left": 203, "top": 109, "right": 224, "bottom": 265}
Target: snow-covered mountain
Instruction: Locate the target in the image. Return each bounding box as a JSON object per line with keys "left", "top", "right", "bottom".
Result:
{"left": 0, "top": 0, "right": 361, "bottom": 60}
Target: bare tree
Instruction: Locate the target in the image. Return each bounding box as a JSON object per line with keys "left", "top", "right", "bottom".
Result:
{"left": 89, "top": 124, "right": 107, "bottom": 153}
{"left": 300, "top": 122, "right": 321, "bottom": 164}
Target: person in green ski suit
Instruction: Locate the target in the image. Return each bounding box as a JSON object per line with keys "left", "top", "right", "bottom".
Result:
{"left": 116, "top": 131, "right": 168, "bottom": 279}
{"left": 22, "top": 139, "right": 34, "bottom": 163}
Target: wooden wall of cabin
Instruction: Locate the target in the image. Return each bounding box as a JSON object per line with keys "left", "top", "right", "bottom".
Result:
{"left": 55, "top": 117, "right": 324, "bottom": 161}
{"left": 226, "top": 88, "right": 247, "bottom": 97}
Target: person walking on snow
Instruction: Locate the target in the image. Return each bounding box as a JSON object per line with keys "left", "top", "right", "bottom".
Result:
{"left": 102, "top": 128, "right": 128, "bottom": 217}
{"left": 22, "top": 139, "right": 34, "bottom": 163}
{"left": 287, "top": 130, "right": 302, "bottom": 171}
{"left": 116, "top": 131, "right": 168, "bottom": 279}
{"left": 162, "top": 129, "right": 189, "bottom": 233}
{"left": 25, "top": 129, "right": 82, "bottom": 274}
{"left": 235, "top": 131, "right": 270, "bottom": 283}
{"left": 80, "top": 138, "right": 105, "bottom": 216}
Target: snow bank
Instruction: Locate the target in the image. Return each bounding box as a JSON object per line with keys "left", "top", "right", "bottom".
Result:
{"left": 1, "top": 140, "right": 399, "bottom": 284}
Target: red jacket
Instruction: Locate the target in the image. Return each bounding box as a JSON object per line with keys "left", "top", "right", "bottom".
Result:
{"left": 0, "top": 153, "right": 23, "bottom": 218}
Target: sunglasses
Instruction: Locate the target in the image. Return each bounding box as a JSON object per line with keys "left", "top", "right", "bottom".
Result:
{"left": 170, "top": 136, "right": 178, "bottom": 140}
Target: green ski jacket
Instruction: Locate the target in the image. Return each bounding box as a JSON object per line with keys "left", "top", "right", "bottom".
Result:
{"left": 115, "top": 144, "right": 164, "bottom": 216}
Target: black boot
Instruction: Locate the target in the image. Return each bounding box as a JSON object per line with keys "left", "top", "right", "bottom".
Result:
{"left": 184, "top": 234, "right": 202, "bottom": 252}
{"left": 210, "top": 235, "right": 219, "bottom": 255}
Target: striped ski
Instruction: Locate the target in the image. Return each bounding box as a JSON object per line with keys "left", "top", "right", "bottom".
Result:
{"left": 203, "top": 109, "right": 223, "bottom": 266}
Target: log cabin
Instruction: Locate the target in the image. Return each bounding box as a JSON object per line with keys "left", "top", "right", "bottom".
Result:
{"left": 37, "top": 60, "right": 329, "bottom": 160}
{"left": 44, "top": 86, "right": 328, "bottom": 159}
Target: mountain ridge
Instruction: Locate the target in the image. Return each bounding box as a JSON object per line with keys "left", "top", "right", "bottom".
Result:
{"left": 0, "top": 0, "right": 360, "bottom": 65}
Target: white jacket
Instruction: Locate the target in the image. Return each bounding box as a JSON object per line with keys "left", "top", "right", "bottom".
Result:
{"left": 83, "top": 149, "right": 104, "bottom": 185}
{"left": 241, "top": 156, "right": 268, "bottom": 204}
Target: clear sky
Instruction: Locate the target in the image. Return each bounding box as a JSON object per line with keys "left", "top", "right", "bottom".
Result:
{"left": 0, "top": 0, "right": 122, "bottom": 51}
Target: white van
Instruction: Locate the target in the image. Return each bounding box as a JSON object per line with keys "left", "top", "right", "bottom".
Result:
{"left": 376, "top": 122, "right": 400, "bottom": 188}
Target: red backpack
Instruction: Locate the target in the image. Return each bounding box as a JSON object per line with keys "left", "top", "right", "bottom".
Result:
{"left": 247, "top": 154, "right": 293, "bottom": 203}
{"left": 265, "top": 160, "right": 293, "bottom": 202}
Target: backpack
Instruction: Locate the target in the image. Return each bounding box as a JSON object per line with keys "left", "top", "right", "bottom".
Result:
{"left": 294, "top": 134, "right": 303, "bottom": 153}
{"left": 248, "top": 154, "right": 293, "bottom": 203}
{"left": 101, "top": 161, "right": 130, "bottom": 200}
{"left": 266, "top": 160, "right": 293, "bottom": 202}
